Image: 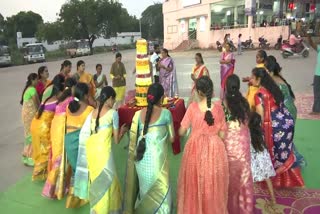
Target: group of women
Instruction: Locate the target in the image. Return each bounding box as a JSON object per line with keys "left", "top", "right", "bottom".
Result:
{"left": 19, "top": 47, "right": 305, "bottom": 214}
{"left": 186, "top": 49, "right": 305, "bottom": 213}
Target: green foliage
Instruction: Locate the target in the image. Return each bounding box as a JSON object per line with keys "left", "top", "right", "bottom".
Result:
{"left": 45, "top": 49, "right": 66, "bottom": 61}
{"left": 4, "top": 11, "right": 43, "bottom": 44}
{"left": 36, "top": 22, "right": 63, "bottom": 43}
{"left": 141, "top": 3, "right": 163, "bottom": 40}
{"left": 9, "top": 46, "right": 24, "bottom": 65}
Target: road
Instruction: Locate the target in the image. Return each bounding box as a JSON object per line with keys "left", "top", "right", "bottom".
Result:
{"left": 0, "top": 49, "right": 316, "bottom": 191}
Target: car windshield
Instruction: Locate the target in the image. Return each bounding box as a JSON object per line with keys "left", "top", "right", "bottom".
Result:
{"left": 0, "top": 47, "right": 9, "bottom": 56}
{"left": 27, "top": 45, "right": 43, "bottom": 54}
{"left": 78, "top": 42, "right": 89, "bottom": 49}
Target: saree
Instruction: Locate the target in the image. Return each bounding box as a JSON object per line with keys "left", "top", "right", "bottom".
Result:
{"left": 247, "top": 64, "right": 264, "bottom": 111}
{"left": 123, "top": 109, "right": 174, "bottom": 214}
{"left": 159, "top": 57, "right": 178, "bottom": 98}
{"left": 36, "top": 80, "right": 51, "bottom": 98}
{"left": 255, "top": 88, "right": 304, "bottom": 188}
{"left": 190, "top": 64, "right": 209, "bottom": 103}
{"left": 41, "top": 85, "right": 53, "bottom": 102}
{"left": 77, "top": 110, "right": 122, "bottom": 214}
{"left": 110, "top": 62, "right": 126, "bottom": 101}
{"left": 279, "top": 83, "right": 306, "bottom": 167}
{"left": 31, "top": 103, "right": 56, "bottom": 181}
{"left": 64, "top": 106, "right": 93, "bottom": 208}
{"left": 74, "top": 72, "right": 96, "bottom": 98}
{"left": 42, "top": 97, "right": 73, "bottom": 199}
{"left": 220, "top": 52, "right": 235, "bottom": 99}
{"left": 21, "top": 87, "right": 38, "bottom": 166}
{"left": 223, "top": 105, "right": 254, "bottom": 214}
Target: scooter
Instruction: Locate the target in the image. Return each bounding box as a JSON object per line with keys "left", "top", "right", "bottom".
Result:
{"left": 258, "top": 36, "right": 270, "bottom": 49}
{"left": 229, "top": 40, "right": 237, "bottom": 52}
{"left": 274, "top": 35, "right": 283, "bottom": 50}
{"left": 216, "top": 41, "right": 223, "bottom": 52}
{"left": 281, "top": 39, "right": 309, "bottom": 58}
{"left": 241, "top": 37, "right": 254, "bottom": 49}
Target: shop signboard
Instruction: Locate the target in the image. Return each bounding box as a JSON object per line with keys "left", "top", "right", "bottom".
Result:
{"left": 245, "top": 0, "right": 256, "bottom": 16}
{"left": 182, "top": 0, "right": 201, "bottom": 7}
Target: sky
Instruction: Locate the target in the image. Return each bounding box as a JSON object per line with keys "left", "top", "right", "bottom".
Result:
{"left": 1, "top": 0, "right": 160, "bottom": 22}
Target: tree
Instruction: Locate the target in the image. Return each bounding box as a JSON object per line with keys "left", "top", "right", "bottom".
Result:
{"left": 118, "top": 8, "right": 140, "bottom": 33}
{"left": 36, "top": 22, "right": 63, "bottom": 43}
{"left": 0, "top": 13, "right": 6, "bottom": 45}
{"left": 59, "top": 0, "right": 124, "bottom": 53}
{"left": 141, "top": 3, "right": 163, "bottom": 40}
{"left": 4, "top": 11, "right": 43, "bottom": 44}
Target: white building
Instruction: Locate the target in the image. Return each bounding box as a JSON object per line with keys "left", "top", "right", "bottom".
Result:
{"left": 16, "top": 32, "right": 142, "bottom": 51}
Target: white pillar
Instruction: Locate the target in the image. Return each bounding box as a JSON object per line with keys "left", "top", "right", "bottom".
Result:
{"left": 248, "top": 15, "right": 253, "bottom": 36}
{"left": 234, "top": 6, "right": 238, "bottom": 26}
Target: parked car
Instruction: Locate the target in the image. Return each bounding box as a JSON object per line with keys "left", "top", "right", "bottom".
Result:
{"left": 23, "top": 43, "right": 46, "bottom": 64}
{"left": 66, "top": 40, "right": 91, "bottom": 58}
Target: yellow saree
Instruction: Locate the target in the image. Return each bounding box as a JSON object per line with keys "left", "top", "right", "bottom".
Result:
{"left": 247, "top": 63, "right": 265, "bottom": 111}
{"left": 31, "top": 105, "right": 56, "bottom": 181}
{"left": 65, "top": 105, "right": 93, "bottom": 208}
{"left": 78, "top": 110, "right": 122, "bottom": 213}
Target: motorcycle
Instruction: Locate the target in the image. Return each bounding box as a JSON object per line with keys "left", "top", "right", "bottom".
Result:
{"left": 281, "top": 39, "right": 309, "bottom": 58}
{"left": 229, "top": 40, "right": 237, "bottom": 52}
{"left": 241, "top": 37, "right": 254, "bottom": 49}
{"left": 275, "top": 35, "right": 289, "bottom": 50}
{"left": 216, "top": 41, "right": 223, "bottom": 52}
{"left": 258, "top": 36, "right": 270, "bottom": 49}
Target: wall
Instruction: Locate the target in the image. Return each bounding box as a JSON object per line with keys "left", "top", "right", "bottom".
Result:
{"left": 208, "top": 25, "right": 290, "bottom": 49}
{"left": 163, "top": 0, "right": 217, "bottom": 50}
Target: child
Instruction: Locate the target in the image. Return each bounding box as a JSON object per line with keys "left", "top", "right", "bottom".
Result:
{"left": 249, "top": 112, "right": 276, "bottom": 204}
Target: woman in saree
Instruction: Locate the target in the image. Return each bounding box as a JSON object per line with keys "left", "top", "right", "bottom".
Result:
{"left": 41, "top": 73, "right": 66, "bottom": 103}
{"left": 76, "top": 86, "right": 126, "bottom": 214}
{"left": 36, "top": 66, "right": 50, "bottom": 99}
{"left": 123, "top": 83, "right": 174, "bottom": 214}
{"left": 20, "top": 73, "right": 40, "bottom": 166}
{"left": 245, "top": 50, "right": 267, "bottom": 111}
{"left": 64, "top": 83, "right": 94, "bottom": 208}
{"left": 158, "top": 48, "right": 178, "bottom": 98}
{"left": 177, "top": 76, "right": 229, "bottom": 214}
{"left": 59, "top": 60, "right": 72, "bottom": 78}
{"left": 31, "top": 74, "right": 65, "bottom": 181}
{"left": 110, "top": 53, "right": 126, "bottom": 109}
{"left": 42, "top": 78, "right": 77, "bottom": 199}
{"left": 189, "top": 53, "right": 209, "bottom": 104}
{"left": 251, "top": 67, "right": 304, "bottom": 188}
{"left": 222, "top": 74, "right": 254, "bottom": 214}
{"left": 265, "top": 56, "right": 306, "bottom": 167}
{"left": 220, "top": 43, "right": 235, "bottom": 99}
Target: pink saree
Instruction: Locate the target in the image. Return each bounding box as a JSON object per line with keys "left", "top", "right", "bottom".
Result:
{"left": 224, "top": 120, "right": 254, "bottom": 214}
{"left": 220, "top": 52, "right": 235, "bottom": 99}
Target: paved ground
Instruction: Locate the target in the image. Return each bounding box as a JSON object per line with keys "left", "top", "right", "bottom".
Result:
{"left": 0, "top": 48, "right": 317, "bottom": 192}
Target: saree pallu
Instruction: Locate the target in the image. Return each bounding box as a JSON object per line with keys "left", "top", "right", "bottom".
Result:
{"left": 86, "top": 127, "right": 122, "bottom": 213}
{"left": 224, "top": 121, "right": 254, "bottom": 214}
{"left": 31, "top": 111, "right": 55, "bottom": 181}
{"left": 190, "top": 65, "right": 209, "bottom": 103}
{"left": 256, "top": 90, "right": 304, "bottom": 188}
{"left": 65, "top": 129, "right": 87, "bottom": 208}
{"left": 220, "top": 58, "right": 235, "bottom": 99}
{"left": 21, "top": 99, "right": 37, "bottom": 163}
{"left": 42, "top": 114, "right": 66, "bottom": 199}
{"left": 123, "top": 113, "right": 172, "bottom": 214}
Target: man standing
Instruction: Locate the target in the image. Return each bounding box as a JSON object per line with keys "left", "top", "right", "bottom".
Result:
{"left": 308, "top": 35, "right": 320, "bottom": 114}
{"left": 150, "top": 44, "right": 161, "bottom": 83}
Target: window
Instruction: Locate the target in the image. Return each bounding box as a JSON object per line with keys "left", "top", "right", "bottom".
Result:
{"left": 167, "top": 25, "right": 178, "bottom": 34}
